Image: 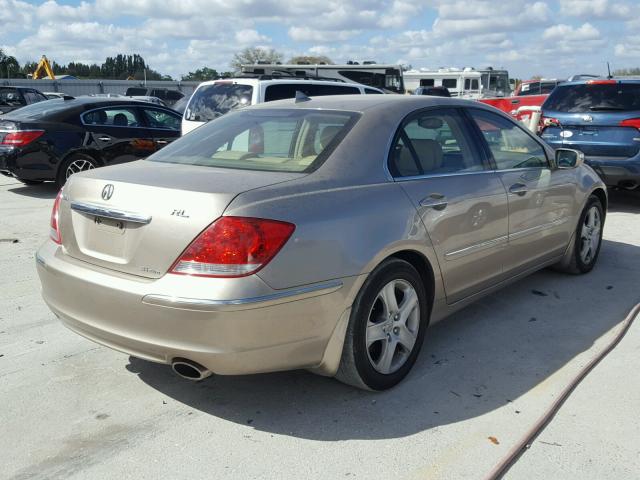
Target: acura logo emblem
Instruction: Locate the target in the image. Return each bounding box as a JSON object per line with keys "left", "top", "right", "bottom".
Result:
{"left": 582, "top": 115, "right": 593, "bottom": 122}
{"left": 101, "top": 184, "right": 114, "bottom": 201}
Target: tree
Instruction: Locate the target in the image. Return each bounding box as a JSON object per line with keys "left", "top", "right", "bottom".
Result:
{"left": 230, "top": 47, "right": 284, "bottom": 71}
{"left": 613, "top": 68, "right": 640, "bottom": 76}
{"left": 0, "top": 48, "right": 20, "bottom": 78}
{"left": 181, "top": 67, "right": 220, "bottom": 81}
{"left": 288, "top": 55, "right": 333, "bottom": 65}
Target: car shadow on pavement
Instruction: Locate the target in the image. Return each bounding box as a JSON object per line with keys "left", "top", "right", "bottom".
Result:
{"left": 8, "top": 182, "right": 58, "bottom": 199}
{"left": 127, "top": 238, "right": 640, "bottom": 441}
{"left": 608, "top": 189, "right": 640, "bottom": 214}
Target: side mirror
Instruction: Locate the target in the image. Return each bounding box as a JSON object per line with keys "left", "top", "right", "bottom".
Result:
{"left": 556, "top": 148, "right": 584, "bottom": 169}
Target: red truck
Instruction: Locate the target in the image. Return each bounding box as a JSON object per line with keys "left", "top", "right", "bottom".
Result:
{"left": 479, "top": 79, "right": 563, "bottom": 122}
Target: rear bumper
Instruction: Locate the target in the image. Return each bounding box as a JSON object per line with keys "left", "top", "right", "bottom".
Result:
{"left": 36, "top": 241, "right": 360, "bottom": 375}
{"left": 0, "top": 146, "right": 55, "bottom": 181}
{"left": 585, "top": 156, "right": 640, "bottom": 188}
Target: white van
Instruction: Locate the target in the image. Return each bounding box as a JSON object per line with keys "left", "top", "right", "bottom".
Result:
{"left": 182, "top": 78, "right": 383, "bottom": 134}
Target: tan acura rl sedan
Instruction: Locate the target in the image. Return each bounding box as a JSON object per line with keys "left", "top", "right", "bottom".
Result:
{"left": 37, "top": 95, "right": 606, "bottom": 390}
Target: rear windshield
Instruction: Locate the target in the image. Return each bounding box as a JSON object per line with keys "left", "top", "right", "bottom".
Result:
{"left": 184, "top": 83, "right": 253, "bottom": 122}
{"left": 149, "top": 108, "right": 359, "bottom": 173}
{"left": 1, "top": 98, "right": 69, "bottom": 119}
{"left": 0, "top": 88, "right": 26, "bottom": 107}
{"left": 544, "top": 83, "right": 640, "bottom": 112}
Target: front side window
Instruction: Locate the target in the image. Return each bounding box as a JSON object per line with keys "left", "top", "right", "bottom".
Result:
{"left": 469, "top": 108, "right": 548, "bottom": 169}
{"left": 185, "top": 83, "right": 253, "bottom": 122}
{"left": 143, "top": 109, "right": 181, "bottom": 130}
{"left": 149, "top": 109, "right": 359, "bottom": 173}
{"left": 83, "top": 107, "right": 140, "bottom": 127}
{"left": 389, "top": 108, "right": 485, "bottom": 177}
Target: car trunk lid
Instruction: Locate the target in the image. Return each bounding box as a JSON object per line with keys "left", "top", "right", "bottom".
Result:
{"left": 59, "top": 160, "right": 303, "bottom": 279}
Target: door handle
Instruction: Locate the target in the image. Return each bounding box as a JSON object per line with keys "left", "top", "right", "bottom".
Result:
{"left": 419, "top": 193, "right": 448, "bottom": 210}
{"left": 155, "top": 140, "right": 168, "bottom": 145}
{"left": 98, "top": 136, "right": 111, "bottom": 142}
{"left": 509, "top": 183, "right": 528, "bottom": 196}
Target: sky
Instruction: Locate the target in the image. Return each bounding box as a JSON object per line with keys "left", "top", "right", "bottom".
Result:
{"left": 1, "top": 0, "right": 639, "bottom": 80}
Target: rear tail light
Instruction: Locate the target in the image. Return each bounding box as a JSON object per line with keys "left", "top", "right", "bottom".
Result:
{"left": 0, "top": 130, "right": 45, "bottom": 146}
{"left": 619, "top": 118, "right": 640, "bottom": 130}
{"left": 170, "top": 216, "right": 295, "bottom": 277}
{"left": 50, "top": 190, "right": 63, "bottom": 244}
{"left": 586, "top": 79, "right": 617, "bottom": 85}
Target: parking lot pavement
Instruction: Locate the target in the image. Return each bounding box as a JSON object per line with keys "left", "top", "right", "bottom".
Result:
{"left": 1, "top": 176, "right": 638, "bottom": 480}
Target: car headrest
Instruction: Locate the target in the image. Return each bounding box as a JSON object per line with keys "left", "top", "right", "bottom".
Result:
{"left": 113, "top": 113, "right": 128, "bottom": 126}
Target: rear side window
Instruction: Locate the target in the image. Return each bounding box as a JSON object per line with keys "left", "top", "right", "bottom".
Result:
{"left": 125, "top": 87, "right": 147, "bottom": 96}
{"left": 83, "top": 107, "right": 141, "bottom": 127}
{"left": 469, "top": 109, "right": 548, "bottom": 169}
{"left": 544, "top": 83, "right": 640, "bottom": 112}
{"left": 149, "top": 109, "right": 359, "bottom": 173}
{"left": 264, "top": 83, "right": 360, "bottom": 102}
{"left": 185, "top": 83, "right": 253, "bottom": 122}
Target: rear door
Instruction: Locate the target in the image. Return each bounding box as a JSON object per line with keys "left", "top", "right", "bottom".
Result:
{"left": 468, "top": 108, "right": 576, "bottom": 273}
{"left": 540, "top": 82, "right": 640, "bottom": 159}
{"left": 82, "top": 106, "right": 156, "bottom": 164}
{"left": 139, "top": 107, "right": 181, "bottom": 151}
{"left": 388, "top": 107, "right": 509, "bottom": 304}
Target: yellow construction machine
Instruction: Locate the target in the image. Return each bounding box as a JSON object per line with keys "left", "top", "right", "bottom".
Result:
{"left": 32, "top": 55, "right": 55, "bottom": 80}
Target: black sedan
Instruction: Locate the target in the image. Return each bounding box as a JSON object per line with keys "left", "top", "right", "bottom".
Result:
{"left": 0, "top": 97, "right": 182, "bottom": 187}
{"left": 0, "top": 86, "right": 49, "bottom": 115}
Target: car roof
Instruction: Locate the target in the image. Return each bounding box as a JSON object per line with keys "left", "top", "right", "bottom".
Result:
{"left": 249, "top": 94, "right": 488, "bottom": 116}
{"left": 195, "top": 78, "right": 370, "bottom": 89}
{"left": 559, "top": 78, "right": 640, "bottom": 86}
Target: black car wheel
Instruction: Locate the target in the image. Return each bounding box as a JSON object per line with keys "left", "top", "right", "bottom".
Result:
{"left": 56, "top": 154, "right": 98, "bottom": 188}
{"left": 336, "top": 258, "right": 429, "bottom": 390}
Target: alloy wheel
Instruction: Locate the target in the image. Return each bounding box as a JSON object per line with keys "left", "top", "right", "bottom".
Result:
{"left": 65, "top": 159, "right": 95, "bottom": 179}
{"left": 366, "top": 279, "right": 420, "bottom": 374}
{"left": 580, "top": 205, "right": 601, "bottom": 264}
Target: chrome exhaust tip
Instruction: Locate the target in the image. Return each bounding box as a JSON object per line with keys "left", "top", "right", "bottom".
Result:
{"left": 171, "top": 358, "right": 212, "bottom": 381}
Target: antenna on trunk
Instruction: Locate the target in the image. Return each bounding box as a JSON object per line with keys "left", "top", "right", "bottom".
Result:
{"left": 607, "top": 62, "right": 612, "bottom": 79}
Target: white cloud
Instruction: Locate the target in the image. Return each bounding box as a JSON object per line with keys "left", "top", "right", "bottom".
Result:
{"left": 558, "top": 0, "right": 631, "bottom": 18}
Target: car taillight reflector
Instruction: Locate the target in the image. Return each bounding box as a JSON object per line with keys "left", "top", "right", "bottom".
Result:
{"left": 50, "top": 190, "right": 63, "bottom": 244}
{"left": 619, "top": 118, "right": 640, "bottom": 129}
{"left": 586, "top": 79, "right": 617, "bottom": 85}
{"left": 170, "top": 216, "right": 295, "bottom": 277}
{"left": 1, "top": 130, "right": 45, "bottom": 146}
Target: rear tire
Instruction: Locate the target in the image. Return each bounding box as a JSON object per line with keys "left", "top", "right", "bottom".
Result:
{"left": 336, "top": 258, "right": 429, "bottom": 390}
{"left": 554, "top": 195, "right": 604, "bottom": 274}
{"left": 56, "top": 154, "right": 98, "bottom": 189}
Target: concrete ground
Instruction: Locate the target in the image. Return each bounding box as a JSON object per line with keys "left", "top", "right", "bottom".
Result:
{"left": 0, "top": 176, "right": 638, "bottom": 480}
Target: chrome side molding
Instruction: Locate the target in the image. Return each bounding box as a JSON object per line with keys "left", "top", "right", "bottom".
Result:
{"left": 70, "top": 201, "right": 152, "bottom": 224}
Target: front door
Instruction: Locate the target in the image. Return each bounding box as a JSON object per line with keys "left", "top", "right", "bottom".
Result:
{"left": 139, "top": 107, "right": 182, "bottom": 152}
{"left": 467, "top": 108, "right": 577, "bottom": 274}
{"left": 388, "top": 107, "right": 509, "bottom": 304}
{"left": 83, "top": 106, "right": 156, "bottom": 164}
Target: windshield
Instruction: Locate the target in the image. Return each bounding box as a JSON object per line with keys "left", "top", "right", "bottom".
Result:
{"left": 1, "top": 98, "right": 69, "bottom": 119}
{"left": 150, "top": 108, "right": 359, "bottom": 173}
{"left": 184, "top": 83, "right": 253, "bottom": 122}
{"left": 544, "top": 83, "right": 640, "bottom": 112}
{"left": 0, "top": 88, "right": 26, "bottom": 107}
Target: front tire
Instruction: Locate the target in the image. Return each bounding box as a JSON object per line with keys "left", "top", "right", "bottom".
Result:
{"left": 56, "top": 154, "right": 98, "bottom": 189}
{"left": 555, "top": 194, "right": 604, "bottom": 274}
{"left": 336, "top": 258, "right": 429, "bottom": 390}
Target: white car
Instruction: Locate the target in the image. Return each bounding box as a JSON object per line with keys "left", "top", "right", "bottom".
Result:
{"left": 182, "top": 78, "right": 384, "bottom": 134}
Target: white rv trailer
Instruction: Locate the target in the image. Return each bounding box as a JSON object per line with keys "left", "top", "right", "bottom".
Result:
{"left": 403, "top": 68, "right": 484, "bottom": 98}
{"left": 240, "top": 63, "right": 405, "bottom": 94}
